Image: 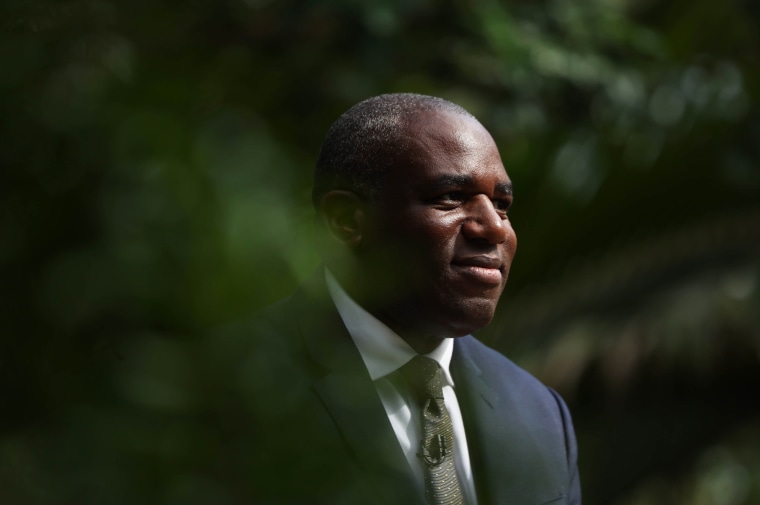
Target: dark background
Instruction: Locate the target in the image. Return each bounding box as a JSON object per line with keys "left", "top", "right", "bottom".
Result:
{"left": 1, "top": 1, "right": 759, "bottom": 504}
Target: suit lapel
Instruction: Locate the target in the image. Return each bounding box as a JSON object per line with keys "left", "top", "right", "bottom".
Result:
{"left": 452, "top": 337, "right": 568, "bottom": 505}
{"left": 450, "top": 339, "right": 503, "bottom": 505}
{"left": 290, "top": 271, "right": 423, "bottom": 505}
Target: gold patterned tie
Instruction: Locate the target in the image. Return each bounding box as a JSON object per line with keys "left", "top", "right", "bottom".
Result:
{"left": 398, "top": 356, "right": 465, "bottom": 505}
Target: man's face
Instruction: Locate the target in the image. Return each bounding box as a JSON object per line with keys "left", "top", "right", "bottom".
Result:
{"left": 358, "top": 109, "right": 517, "bottom": 342}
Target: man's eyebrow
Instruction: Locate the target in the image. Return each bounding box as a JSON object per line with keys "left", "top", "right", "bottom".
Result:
{"left": 428, "top": 175, "right": 473, "bottom": 192}
{"left": 428, "top": 176, "right": 514, "bottom": 195}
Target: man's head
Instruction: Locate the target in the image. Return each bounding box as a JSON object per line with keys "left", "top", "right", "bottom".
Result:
{"left": 314, "top": 93, "right": 517, "bottom": 352}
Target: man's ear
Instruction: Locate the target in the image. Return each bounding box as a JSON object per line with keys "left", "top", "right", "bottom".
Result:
{"left": 318, "top": 190, "right": 365, "bottom": 248}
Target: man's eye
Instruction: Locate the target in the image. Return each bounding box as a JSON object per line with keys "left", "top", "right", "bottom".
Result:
{"left": 438, "top": 192, "right": 465, "bottom": 202}
{"left": 493, "top": 199, "right": 512, "bottom": 213}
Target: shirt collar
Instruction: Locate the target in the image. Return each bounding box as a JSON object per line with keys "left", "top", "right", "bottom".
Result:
{"left": 325, "top": 269, "right": 455, "bottom": 386}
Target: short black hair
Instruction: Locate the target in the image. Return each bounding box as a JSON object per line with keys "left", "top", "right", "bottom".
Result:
{"left": 312, "top": 93, "right": 474, "bottom": 208}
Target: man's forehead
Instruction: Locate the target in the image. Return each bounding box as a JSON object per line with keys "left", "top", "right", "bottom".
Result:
{"left": 405, "top": 108, "right": 474, "bottom": 134}
{"left": 368, "top": 107, "right": 511, "bottom": 197}
{"left": 403, "top": 109, "right": 494, "bottom": 152}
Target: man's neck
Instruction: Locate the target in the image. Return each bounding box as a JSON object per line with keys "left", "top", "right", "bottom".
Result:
{"left": 325, "top": 268, "right": 446, "bottom": 356}
{"left": 370, "top": 308, "right": 445, "bottom": 355}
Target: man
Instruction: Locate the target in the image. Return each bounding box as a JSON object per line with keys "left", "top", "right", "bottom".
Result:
{"left": 220, "top": 93, "right": 580, "bottom": 505}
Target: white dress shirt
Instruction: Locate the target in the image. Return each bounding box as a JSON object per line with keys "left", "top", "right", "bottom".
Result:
{"left": 325, "top": 270, "right": 478, "bottom": 505}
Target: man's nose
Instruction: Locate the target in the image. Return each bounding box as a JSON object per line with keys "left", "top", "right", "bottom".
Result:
{"left": 461, "top": 195, "right": 509, "bottom": 244}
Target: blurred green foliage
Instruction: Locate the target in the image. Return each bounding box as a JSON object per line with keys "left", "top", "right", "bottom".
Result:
{"left": 1, "top": 0, "right": 759, "bottom": 504}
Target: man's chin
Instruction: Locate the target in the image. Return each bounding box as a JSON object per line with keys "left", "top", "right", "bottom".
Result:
{"left": 431, "top": 301, "right": 499, "bottom": 338}
{"left": 368, "top": 291, "right": 500, "bottom": 339}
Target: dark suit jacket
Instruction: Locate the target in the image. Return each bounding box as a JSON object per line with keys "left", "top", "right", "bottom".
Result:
{"left": 213, "top": 271, "right": 580, "bottom": 505}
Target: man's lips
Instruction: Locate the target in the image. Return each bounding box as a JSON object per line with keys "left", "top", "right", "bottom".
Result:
{"left": 451, "top": 256, "right": 504, "bottom": 285}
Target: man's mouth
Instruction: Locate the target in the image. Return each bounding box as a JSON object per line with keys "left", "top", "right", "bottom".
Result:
{"left": 451, "top": 256, "right": 504, "bottom": 285}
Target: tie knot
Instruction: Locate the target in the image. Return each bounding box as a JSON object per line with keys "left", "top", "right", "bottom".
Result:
{"left": 397, "top": 355, "right": 444, "bottom": 406}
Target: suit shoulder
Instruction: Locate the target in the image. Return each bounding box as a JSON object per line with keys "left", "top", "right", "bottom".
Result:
{"left": 206, "top": 295, "right": 301, "bottom": 374}
{"left": 213, "top": 295, "right": 298, "bottom": 342}
{"left": 454, "top": 336, "right": 581, "bottom": 502}
{"left": 455, "top": 336, "right": 570, "bottom": 417}
{"left": 456, "top": 336, "right": 544, "bottom": 386}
